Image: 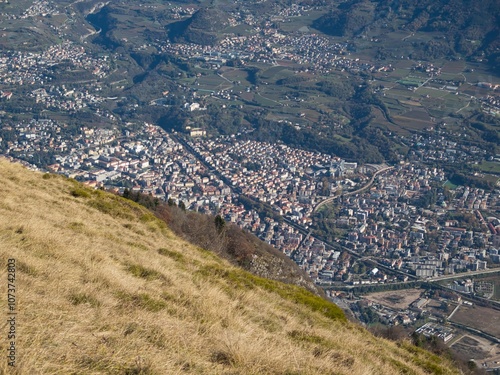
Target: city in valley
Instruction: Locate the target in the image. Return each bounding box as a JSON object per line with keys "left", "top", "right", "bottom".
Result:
{"left": 3, "top": 121, "right": 499, "bottom": 285}
{"left": 1, "top": 0, "right": 500, "bottom": 370}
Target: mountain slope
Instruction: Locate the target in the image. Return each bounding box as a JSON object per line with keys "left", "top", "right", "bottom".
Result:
{"left": 313, "top": 0, "right": 500, "bottom": 68}
{"left": 123, "top": 192, "right": 321, "bottom": 295}
{"left": 168, "top": 8, "right": 230, "bottom": 46}
{"left": 0, "top": 160, "right": 459, "bottom": 374}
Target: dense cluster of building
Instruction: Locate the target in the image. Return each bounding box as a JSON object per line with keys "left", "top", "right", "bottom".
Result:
{"left": 333, "top": 163, "right": 499, "bottom": 279}
{"left": 447, "top": 278, "right": 495, "bottom": 299}
{"left": 480, "top": 95, "right": 500, "bottom": 116}
{"left": 404, "top": 130, "right": 490, "bottom": 165}
{"left": 192, "top": 137, "right": 356, "bottom": 224}
{"left": 21, "top": 0, "right": 59, "bottom": 18}
{"left": 158, "top": 27, "right": 394, "bottom": 76}
{"left": 416, "top": 322, "right": 455, "bottom": 343}
{"left": 0, "top": 0, "right": 59, "bottom": 19}
{"left": 30, "top": 84, "right": 108, "bottom": 113}
{"left": 0, "top": 42, "right": 109, "bottom": 87}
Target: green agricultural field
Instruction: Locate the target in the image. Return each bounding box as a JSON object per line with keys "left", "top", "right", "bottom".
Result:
{"left": 401, "top": 99, "right": 422, "bottom": 108}
{"left": 260, "top": 66, "right": 291, "bottom": 81}
{"left": 387, "top": 68, "right": 411, "bottom": 79}
{"left": 443, "top": 180, "right": 458, "bottom": 190}
{"left": 438, "top": 73, "right": 465, "bottom": 82}
{"left": 475, "top": 161, "right": 500, "bottom": 175}
{"left": 253, "top": 92, "right": 282, "bottom": 107}
{"left": 401, "top": 109, "right": 431, "bottom": 122}
{"left": 397, "top": 75, "right": 425, "bottom": 87}
{"left": 278, "top": 10, "right": 327, "bottom": 33}
{"left": 258, "top": 90, "right": 284, "bottom": 103}
{"left": 441, "top": 94, "right": 469, "bottom": 110}
{"left": 393, "top": 117, "right": 432, "bottom": 131}
{"left": 464, "top": 69, "right": 500, "bottom": 86}
{"left": 441, "top": 61, "right": 466, "bottom": 74}
{"left": 0, "top": 20, "right": 61, "bottom": 49}
{"left": 222, "top": 69, "right": 252, "bottom": 86}
{"left": 426, "top": 108, "right": 448, "bottom": 119}
{"left": 300, "top": 108, "right": 321, "bottom": 122}
{"left": 197, "top": 75, "right": 227, "bottom": 87}
{"left": 266, "top": 112, "right": 299, "bottom": 124}
{"left": 416, "top": 87, "right": 450, "bottom": 98}
{"left": 224, "top": 24, "right": 254, "bottom": 36}
{"left": 385, "top": 87, "right": 417, "bottom": 101}
{"left": 392, "top": 59, "right": 416, "bottom": 69}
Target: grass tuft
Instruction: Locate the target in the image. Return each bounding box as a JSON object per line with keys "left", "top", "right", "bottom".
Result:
{"left": 123, "top": 322, "right": 139, "bottom": 336}
{"left": 69, "top": 292, "right": 101, "bottom": 307}
{"left": 42, "top": 173, "right": 55, "bottom": 180}
{"left": 210, "top": 350, "right": 234, "bottom": 366}
{"left": 123, "top": 357, "right": 155, "bottom": 375}
{"left": 70, "top": 188, "right": 91, "bottom": 198}
{"left": 288, "top": 330, "right": 333, "bottom": 347}
{"left": 126, "top": 241, "right": 149, "bottom": 251}
{"left": 158, "top": 247, "right": 185, "bottom": 263}
{"left": 16, "top": 260, "right": 38, "bottom": 276}
{"left": 126, "top": 263, "right": 164, "bottom": 281}
{"left": 68, "top": 221, "right": 85, "bottom": 231}
{"left": 117, "top": 291, "right": 167, "bottom": 312}
{"left": 388, "top": 358, "right": 418, "bottom": 375}
{"left": 139, "top": 213, "right": 156, "bottom": 222}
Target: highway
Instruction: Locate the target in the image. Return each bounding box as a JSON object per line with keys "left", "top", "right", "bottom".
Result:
{"left": 427, "top": 268, "right": 500, "bottom": 282}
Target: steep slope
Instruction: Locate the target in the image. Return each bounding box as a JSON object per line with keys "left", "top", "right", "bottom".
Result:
{"left": 168, "top": 8, "right": 229, "bottom": 46}
{"left": 313, "top": 0, "right": 500, "bottom": 68}
{"left": 0, "top": 160, "right": 459, "bottom": 374}
{"left": 123, "top": 192, "right": 320, "bottom": 295}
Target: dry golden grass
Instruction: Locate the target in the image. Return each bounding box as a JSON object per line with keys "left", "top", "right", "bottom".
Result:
{"left": 0, "top": 160, "right": 459, "bottom": 374}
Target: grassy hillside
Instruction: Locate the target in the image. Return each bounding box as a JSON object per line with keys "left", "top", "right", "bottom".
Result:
{"left": 122, "top": 191, "right": 321, "bottom": 296}
{"left": 0, "top": 160, "right": 459, "bottom": 374}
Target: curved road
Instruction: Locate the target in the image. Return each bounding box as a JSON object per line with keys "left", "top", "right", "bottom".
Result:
{"left": 313, "top": 166, "right": 394, "bottom": 212}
